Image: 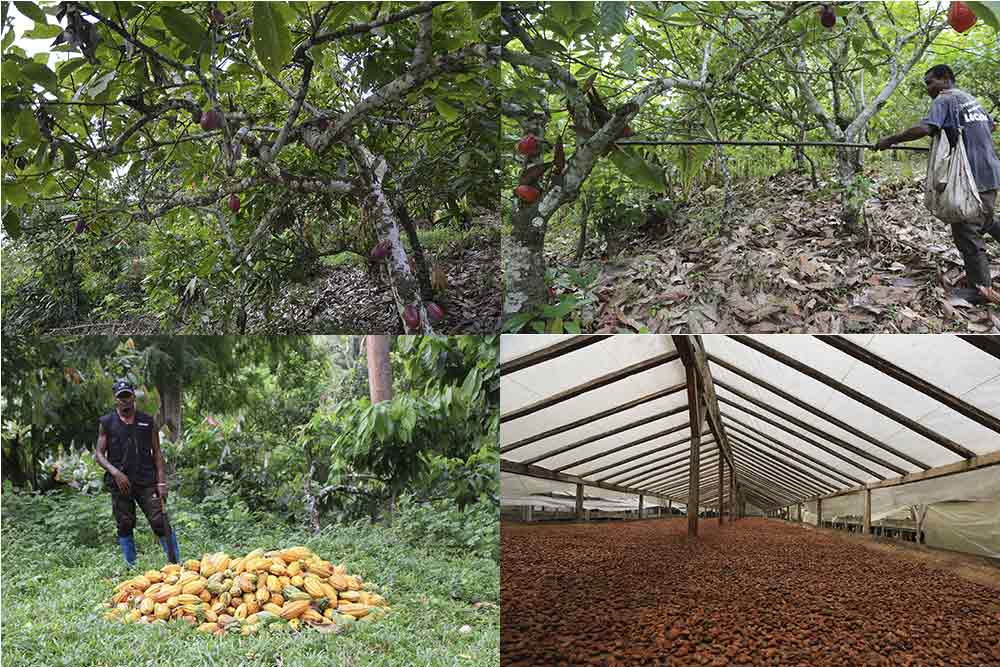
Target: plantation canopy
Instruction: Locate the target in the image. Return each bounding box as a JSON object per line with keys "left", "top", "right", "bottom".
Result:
{"left": 500, "top": 335, "right": 1000, "bottom": 535}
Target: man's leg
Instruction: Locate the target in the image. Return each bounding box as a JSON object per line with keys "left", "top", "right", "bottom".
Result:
{"left": 981, "top": 190, "right": 999, "bottom": 242}
{"left": 135, "top": 485, "right": 179, "bottom": 563}
{"left": 111, "top": 487, "right": 138, "bottom": 566}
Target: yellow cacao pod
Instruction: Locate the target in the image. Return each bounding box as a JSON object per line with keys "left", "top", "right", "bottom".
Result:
{"left": 166, "top": 596, "right": 180, "bottom": 609}
{"left": 176, "top": 594, "right": 201, "bottom": 605}
{"left": 320, "top": 583, "right": 338, "bottom": 600}
{"left": 286, "top": 561, "right": 302, "bottom": 577}
{"left": 266, "top": 575, "right": 280, "bottom": 593}
{"left": 270, "top": 594, "right": 284, "bottom": 607}
{"left": 245, "top": 548, "right": 264, "bottom": 560}
{"left": 177, "top": 571, "right": 200, "bottom": 587}
{"left": 279, "top": 600, "right": 310, "bottom": 620}
{"left": 197, "top": 622, "right": 218, "bottom": 633}
{"left": 288, "top": 618, "right": 301, "bottom": 631}
{"left": 338, "top": 603, "right": 370, "bottom": 618}
{"left": 211, "top": 601, "right": 225, "bottom": 614}
{"left": 339, "top": 591, "right": 361, "bottom": 602}
{"left": 199, "top": 590, "right": 211, "bottom": 602}
{"left": 200, "top": 556, "right": 216, "bottom": 578}
{"left": 256, "top": 587, "right": 270, "bottom": 604}
{"left": 144, "top": 570, "right": 164, "bottom": 583}
{"left": 181, "top": 580, "right": 206, "bottom": 596}
{"left": 218, "top": 592, "right": 231, "bottom": 607}
{"left": 279, "top": 547, "right": 311, "bottom": 564}
{"left": 131, "top": 576, "right": 151, "bottom": 591}
{"left": 184, "top": 559, "right": 201, "bottom": 572}
{"left": 231, "top": 558, "right": 245, "bottom": 575}
{"left": 290, "top": 575, "right": 304, "bottom": 588}
{"left": 162, "top": 564, "right": 182, "bottom": 575}
{"left": 278, "top": 576, "right": 291, "bottom": 589}
{"left": 242, "top": 592, "right": 255, "bottom": 606}
{"left": 308, "top": 563, "right": 333, "bottom": 579}
{"left": 139, "top": 598, "right": 155, "bottom": 615}
{"left": 347, "top": 576, "right": 362, "bottom": 591}
{"left": 303, "top": 577, "right": 325, "bottom": 598}
{"left": 246, "top": 600, "right": 260, "bottom": 615}
{"left": 154, "top": 603, "right": 170, "bottom": 620}
{"left": 300, "top": 608, "right": 325, "bottom": 623}
{"left": 238, "top": 575, "right": 255, "bottom": 593}
{"left": 328, "top": 574, "right": 348, "bottom": 591}
{"left": 323, "top": 607, "right": 335, "bottom": 620}
{"left": 152, "top": 585, "right": 181, "bottom": 603}
{"left": 234, "top": 604, "right": 248, "bottom": 621}
{"left": 204, "top": 609, "right": 218, "bottom": 623}
{"left": 263, "top": 603, "right": 283, "bottom": 615}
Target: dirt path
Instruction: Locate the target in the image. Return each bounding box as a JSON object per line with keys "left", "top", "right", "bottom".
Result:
{"left": 501, "top": 518, "right": 1000, "bottom": 666}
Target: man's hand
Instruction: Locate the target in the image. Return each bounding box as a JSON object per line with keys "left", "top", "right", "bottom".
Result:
{"left": 874, "top": 136, "right": 894, "bottom": 151}
{"left": 113, "top": 471, "right": 131, "bottom": 495}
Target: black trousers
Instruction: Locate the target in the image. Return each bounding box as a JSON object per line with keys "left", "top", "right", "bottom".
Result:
{"left": 951, "top": 189, "right": 998, "bottom": 263}
{"left": 110, "top": 483, "right": 171, "bottom": 539}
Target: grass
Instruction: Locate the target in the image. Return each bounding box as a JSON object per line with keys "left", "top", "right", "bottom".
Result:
{"left": 1, "top": 489, "right": 499, "bottom": 667}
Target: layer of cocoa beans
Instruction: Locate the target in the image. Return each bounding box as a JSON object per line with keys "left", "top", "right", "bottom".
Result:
{"left": 501, "top": 518, "right": 1000, "bottom": 667}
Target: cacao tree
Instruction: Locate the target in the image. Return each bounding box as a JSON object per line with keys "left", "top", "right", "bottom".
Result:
{"left": 1, "top": 1, "right": 498, "bottom": 333}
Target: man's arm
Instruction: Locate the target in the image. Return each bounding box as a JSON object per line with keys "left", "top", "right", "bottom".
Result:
{"left": 95, "top": 421, "right": 130, "bottom": 494}
{"left": 151, "top": 428, "right": 167, "bottom": 499}
{"left": 875, "top": 123, "right": 932, "bottom": 150}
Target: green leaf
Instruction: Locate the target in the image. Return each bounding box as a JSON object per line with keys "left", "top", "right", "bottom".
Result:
{"left": 597, "top": 0, "right": 627, "bottom": 36}
{"left": 546, "top": 317, "right": 564, "bottom": 333}
{"left": 13, "top": 1, "right": 46, "bottom": 24}
{"left": 619, "top": 36, "right": 637, "bottom": 75}
{"left": 160, "top": 6, "right": 208, "bottom": 53}
{"left": 541, "top": 296, "right": 580, "bottom": 319}
{"left": 964, "top": 1, "right": 1000, "bottom": 30}
{"left": 14, "top": 107, "right": 40, "bottom": 146}
{"left": 1, "top": 208, "right": 23, "bottom": 239}
{"left": 2, "top": 27, "right": 15, "bottom": 53}
{"left": 324, "top": 1, "right": 362, "bottom": 30}
{"left": 20, "top": 60, "right": 58, "bottom": 93}
{"left": 564, "top": 320, "right": 582, "bottom": 334}
{"left": 610, "top": 147, "right": 667, "bottom": 192}
{"left": 23, "top": 22, "right": 61, "bottom": 39}
{"left": 433, "top": 97, "right": 460, "bottom": 122}
{"left": 252, "top": 2, "right": 292, "bottom": 76}
{"left": 2, "top": 180, "right": 28, "bottom": 207}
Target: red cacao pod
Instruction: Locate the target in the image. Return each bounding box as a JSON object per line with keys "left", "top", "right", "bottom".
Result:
{"left": 516, "top": 135, "right": 540, "bottom": 156}
{"left": 402, "top": 305, "right": 420, "bottom": 330}
{"left": 948, "top": 1, "right": 977, "bottom": 32}
{"left": 228, "top": 194, "right": 240, "bottom": 213}
{"left": 200, "top": 108, "right": 223, "bottom": 131}
{"left": 426, "top": 302, "right": 445, "bottom": 323}
{"left": 514, "top": 185, "right": 540, "bottom": 204}
{"left": 819, "top": 5, "right": 836, "bottom": 28}
{"left": 209, "top": 8, "right": 226, "bottom": 25}
{"left": 74, "top": 219, "right": 88, "bottom": 234}
{"left": 370, "top": 241, "right": 390, "bottom": 260}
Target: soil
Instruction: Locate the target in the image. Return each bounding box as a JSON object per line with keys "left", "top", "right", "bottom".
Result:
{"left": 500, "top": 517, "right": 1000, "bottom": 666}
{"left": 545, "top": 169, "right": 1000, "bottom": 333}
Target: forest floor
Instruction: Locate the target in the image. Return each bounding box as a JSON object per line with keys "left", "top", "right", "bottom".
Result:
{"left": 1, "top": 490, "right": 500, "bottom": 667}
{"left": 261, "top": 209, "right": 501, "bottom": 334}
{"left": 546, "top": 167, "right": 1000, "bottom": 333}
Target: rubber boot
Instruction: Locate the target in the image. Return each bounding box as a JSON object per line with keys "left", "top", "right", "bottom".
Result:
{"left": 118, "top": 535, "right": 137, "bottom": 567}
{"left": 159, "top": 531, "right": 180, "bottom": 564}
{"left": 951, "top": 252, "right": 992, "bottom": 304}
{"left": 983, "top": 217, "right": 1000, "bottom": 244}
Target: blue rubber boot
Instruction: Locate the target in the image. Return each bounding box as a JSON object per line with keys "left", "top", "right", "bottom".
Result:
{"left": 118, "top": 535, "right": 137, "bottom": 567}
{"left": 159, "top": 531, "right": 180, "bottom": 564}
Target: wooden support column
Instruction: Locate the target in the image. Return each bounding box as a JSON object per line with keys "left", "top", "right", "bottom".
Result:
{"left": 668, "top": 499, "right": 672, "bottom": 514}
{"left": 686, "top": 364, "right": 703, "bottom": 538}
{"left": 817, "top": 498, "right": 823, "bottom": 528}
{"left": 718, "top": 456, "right": 724, "bottom": 526}
{"left": 575, "top": 483, "right": 584, "bottom": 521}
{"left": 638, "top": 494, "right": 644, "bottom": 520}
{"left": 526, "top": 505, "right": 533, "bottom": 522}
{"left": 798, "top": 502, "right": 803, "bottom": 523}
{"left": 863, "top": 489, "right": 871, "bottom": 535}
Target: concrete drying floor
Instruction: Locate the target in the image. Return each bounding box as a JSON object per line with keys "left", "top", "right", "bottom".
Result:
{"left": 501, "top": 518, "right": 1000, "bottom": 667}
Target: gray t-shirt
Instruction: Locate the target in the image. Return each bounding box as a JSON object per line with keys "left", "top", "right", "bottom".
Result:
{"left": 922, "top": 88, "right": 1000, "bottom": 193}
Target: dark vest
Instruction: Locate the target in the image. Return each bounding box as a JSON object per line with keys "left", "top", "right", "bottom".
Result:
{"left": 101, "top": 410, "right": 157, "bottom": 488}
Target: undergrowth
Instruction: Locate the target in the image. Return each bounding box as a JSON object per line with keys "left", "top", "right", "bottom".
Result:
{"left": 0, "top": 486, "right": 500, "bottom": 667}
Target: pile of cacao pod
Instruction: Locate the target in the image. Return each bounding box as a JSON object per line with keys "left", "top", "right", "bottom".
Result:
{"left": 102, "top": 546, "right": 389, "bottom": 636}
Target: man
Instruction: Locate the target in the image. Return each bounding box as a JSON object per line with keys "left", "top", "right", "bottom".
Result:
{"left": 876, "top": 64, "right": 1000, "bottom": 304}
{"left": 95, "top": 379, "right": 180, "bottom": 567}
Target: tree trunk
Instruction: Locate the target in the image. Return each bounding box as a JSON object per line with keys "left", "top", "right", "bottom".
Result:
{"left": 304, "top": 461, "right": 322, "bottom": 535}
{"left": 366, "top": 336, "right": 394, "bottom": 404}
{"left": 575, "top": 195, "right": 590, "bottom": 263}
{"left": 350, "top": 139, "right": 432, "bottom": 333}
{"left": 1, "top": 434, "right": 28, "bottom": 487}
{"left": 158, "top": 378, "right": 183, "bottom": 442}
{"left": 366, "top": 335, "right": 396, "bottom": 523}
{"left": 835, "top": 145, "right": 865, "bottom": 230}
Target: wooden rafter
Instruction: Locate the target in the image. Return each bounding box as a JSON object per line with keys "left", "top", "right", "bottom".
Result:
{"left": 499, "top": 383, "right": 687, "bottom": 454}
{"left": 728, "top": 335, "right": 976, "bottom": 460}
{"left": 815, "top": 336, "right": 1000, "bottom": 436}
{"left": 501, "top": 351, "right": 680, "bottom": 423}
{"left": 500, "top": 335, "right": 612, "bottom": 375}
{"left": 500, "top": 458, "right": 688, "bottom": 504}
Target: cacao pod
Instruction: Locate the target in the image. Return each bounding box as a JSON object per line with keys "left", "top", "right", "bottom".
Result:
{"left": 948, "top": 1, "right": 977, "bottom": 32}
{"left": 402, "top": 304, "right": 420, "bottom": 330}
{"left": 517, "top": 134, "right": 540, "bottom": 156}
{"left": 280, "top": 600, "right": 310, "bottom": 620}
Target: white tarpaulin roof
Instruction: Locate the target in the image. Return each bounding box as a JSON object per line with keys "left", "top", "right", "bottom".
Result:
{"left": 500, "top": 335, "right": 1000, "bottom": 514}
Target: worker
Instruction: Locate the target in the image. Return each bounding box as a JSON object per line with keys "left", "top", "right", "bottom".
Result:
{"left": 95, "top": 379, "right": 180, "bottom": 567}
{"left": 875, "top": 64, "right": 1000, "bottom": 304}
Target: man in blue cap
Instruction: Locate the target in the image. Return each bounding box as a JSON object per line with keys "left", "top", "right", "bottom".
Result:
{"left": 95, "top": 379, "right": 180, "bottom": 567}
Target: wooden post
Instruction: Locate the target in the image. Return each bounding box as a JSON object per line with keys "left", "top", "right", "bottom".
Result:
{"left": 686, "top": 365, "right": 703, "bottom": 538}
{"left": 916, "top": 504, "right": 928, "bottom": 544}
{"left": 638, "top": 494, "right": 644, "bottom": 520}
{"left": 863, "top": 489, "right": 871, "bottom": 535}
{"left": 798, "top": 502, "right": 803, "bottom": 523}
{"left": 817, "top": 498, "right": 823, "bottom": 528}
{"left": 668, "top": 499, "right": 672, "bottom": 514}
{"left": 718, "top": 456, "right": 724, "bottom": 526}
{"left": 526, "top": 505, "right": 533, "bottom": 522}
{"left": 575, "top": 483, "right": 584, "bottom": 521}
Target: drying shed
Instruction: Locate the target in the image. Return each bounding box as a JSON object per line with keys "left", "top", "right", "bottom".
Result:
{"left": 500, "top": 334, "right": 1000, "bottom": 666}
